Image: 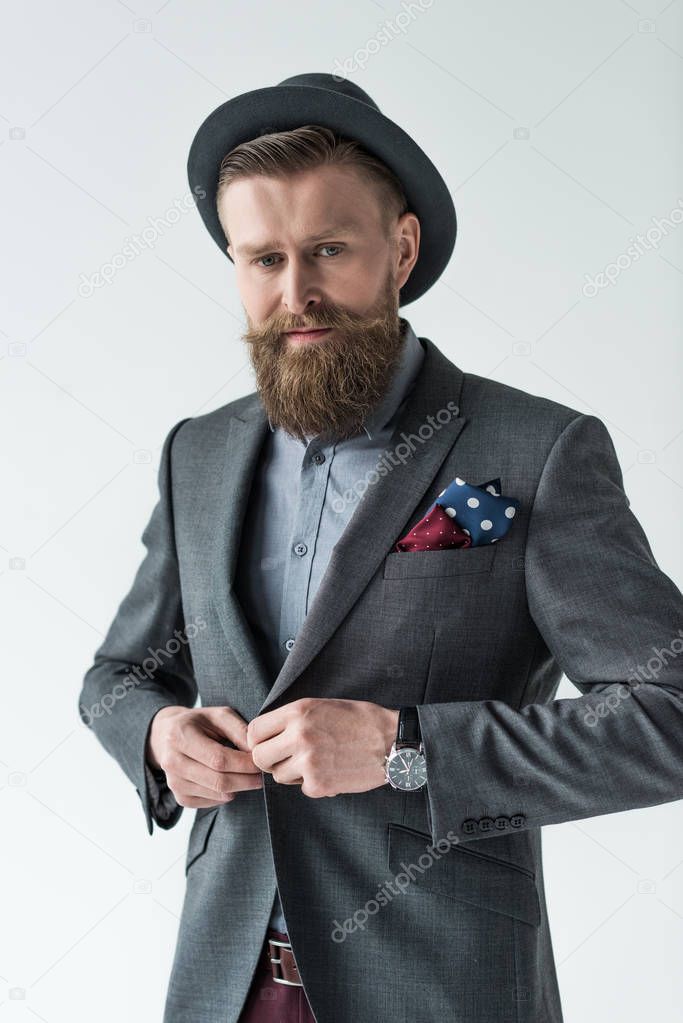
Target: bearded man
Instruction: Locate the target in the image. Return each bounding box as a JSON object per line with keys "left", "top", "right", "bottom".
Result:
{"left": 79, "top": 73, "right": 683, "bottom": 1023}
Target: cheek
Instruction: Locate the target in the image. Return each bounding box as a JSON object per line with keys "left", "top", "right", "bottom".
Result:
{"left": 236, "top": 277, "right": 274, "bottom": 322}
{"left": 325, "top": 263, "right": 385, "bottom": 310}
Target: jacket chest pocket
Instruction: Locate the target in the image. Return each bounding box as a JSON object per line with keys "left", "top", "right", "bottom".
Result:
{"left": 383, "top": 542, "right": 498, "bottom": 580}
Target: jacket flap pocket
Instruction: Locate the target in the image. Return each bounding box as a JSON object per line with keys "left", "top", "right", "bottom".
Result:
{"left": 387, "top": 823, "right": 540, "bottom": 927}
{"left": 185, "top": 806, "right": 219, "bottom": 875}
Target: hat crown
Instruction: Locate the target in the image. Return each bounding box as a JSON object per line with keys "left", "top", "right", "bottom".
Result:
{"left": 277, "top": 73, "right": 380, "bottom": 113}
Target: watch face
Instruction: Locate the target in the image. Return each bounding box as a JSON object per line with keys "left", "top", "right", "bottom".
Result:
{"left": 386, "top": 748, "right": 427, "bottom": 790}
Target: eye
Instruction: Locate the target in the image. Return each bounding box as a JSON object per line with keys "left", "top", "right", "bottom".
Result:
{"left": 254, "top": 254, "right": 281, "bottom": 269}
{"left": 252, "top": 245, "right": 345, "bottom": 270}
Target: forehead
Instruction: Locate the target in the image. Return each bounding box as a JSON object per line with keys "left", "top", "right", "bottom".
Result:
{"left": 219, "top": 164, "right": 384, "bottom": 252}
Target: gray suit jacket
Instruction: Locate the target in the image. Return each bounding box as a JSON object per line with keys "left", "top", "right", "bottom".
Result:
{"left": 78, "top": 335, "right": 683, "bottom": 1023}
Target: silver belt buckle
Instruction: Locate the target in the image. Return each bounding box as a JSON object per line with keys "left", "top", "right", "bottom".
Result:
{"left": 267, "top": 937, "right": 302, "bottom": 986}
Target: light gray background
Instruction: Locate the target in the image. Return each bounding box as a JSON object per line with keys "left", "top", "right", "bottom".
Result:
{"left": 1, "top": 1, "right": 682, "bottom": 1020}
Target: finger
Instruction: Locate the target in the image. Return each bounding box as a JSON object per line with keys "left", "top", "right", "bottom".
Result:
{"left": 167, "top": 751, "right": 264, "bottom": 797}
{"left": 247, "top": 706, "right": 290, "bottom": 749}
{"left": 250, "top": 732, "right": 292, "bottom": 772}
{"left": 183, "top": 726, "right": 261, "bottom": 774}
{"left": 270, "top": 754, "right": 306, "bottom": 785}
{"left": 200, "top": 705, "right": 251, "bottom": 751}
{"left": 175, "top": 783, "right": 235, "bottom": 803}
{"left": 172, "top": 788, "right": 235, "bottom": 808}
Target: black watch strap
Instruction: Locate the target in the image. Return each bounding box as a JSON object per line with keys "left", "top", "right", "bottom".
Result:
{"left": 397, "top": 706, "right": 421, "bottom": 746}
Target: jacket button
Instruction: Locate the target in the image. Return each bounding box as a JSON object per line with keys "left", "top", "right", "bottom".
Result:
{"left": 494, "top": 815, "right": 509, "bottom": 831}
{"left": 479, "top": 816, "right": 494, "bottom": 833}
{"left": 510, "top": 813, "right": 526, "bottom": 829}
{"left": 462, "top": 819, "right": 477, "bottom": 835}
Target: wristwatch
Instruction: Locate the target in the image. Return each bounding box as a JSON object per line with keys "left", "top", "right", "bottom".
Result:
{"left": 384, "top": 707, "right": 428, "bottom": 790}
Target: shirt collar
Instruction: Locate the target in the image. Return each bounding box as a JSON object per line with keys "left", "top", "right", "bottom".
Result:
{"left": 267, "top": 317, "right": 424, "bottom": 441}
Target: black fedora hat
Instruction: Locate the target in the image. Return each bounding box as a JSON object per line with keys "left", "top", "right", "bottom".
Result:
{"left": 187, "top": 72, "right": 456, "bottom": 307}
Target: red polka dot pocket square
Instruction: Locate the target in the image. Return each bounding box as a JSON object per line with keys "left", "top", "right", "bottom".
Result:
{"left": 394, "top": 476, "right": 520, "bottom": 552}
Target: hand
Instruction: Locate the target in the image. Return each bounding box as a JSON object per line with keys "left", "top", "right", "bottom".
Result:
{"left": 146, "top": 705, "right": 263, "bottom": 809}
{"left": 246, "top": 698, "right": 399, "bottom": 798}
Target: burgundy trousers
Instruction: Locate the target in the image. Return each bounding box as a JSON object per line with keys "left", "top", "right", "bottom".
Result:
{"left": 238, "top": 928, "right": 316, "bottom": 1022}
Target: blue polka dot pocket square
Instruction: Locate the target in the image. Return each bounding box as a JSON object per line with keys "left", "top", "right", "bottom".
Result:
{"left": 394, "top": 476, "right": 520, "bottom": 552}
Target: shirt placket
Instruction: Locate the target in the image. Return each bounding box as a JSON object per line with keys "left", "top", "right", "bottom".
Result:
{"left": 278, "top": 437, "right": 337, "bottom": 661}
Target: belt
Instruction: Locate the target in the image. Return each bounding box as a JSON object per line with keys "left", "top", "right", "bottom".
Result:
{"left": 259, "top": 929, "right": 303, "bottom": 986}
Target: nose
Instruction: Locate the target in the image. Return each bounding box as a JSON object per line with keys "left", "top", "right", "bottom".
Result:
{"left": 281, "top": 257, "right": 323, "bottom": 319}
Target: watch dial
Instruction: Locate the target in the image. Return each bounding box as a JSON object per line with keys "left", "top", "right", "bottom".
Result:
{"left": 387, "top": 749, "right": 427, "bottom": 789}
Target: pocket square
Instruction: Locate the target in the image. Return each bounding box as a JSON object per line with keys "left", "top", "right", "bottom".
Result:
{"left": 394, "top": 476, "right": 520, "bottom": 552}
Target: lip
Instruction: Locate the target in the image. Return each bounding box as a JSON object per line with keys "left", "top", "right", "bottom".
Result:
{"left": 285, "top": 327, "right": 331, "bottom": 344}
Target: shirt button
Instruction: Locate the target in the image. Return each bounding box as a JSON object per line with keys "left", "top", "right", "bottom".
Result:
{"left": 510, "top": 813, "right": 526, "bottom": 829}
{"left": 462, "top": 819, "right": 477, "bottom": 835}
{"left": 312, "top": 451, "right": 325, "bottom": 464}
{"left": 294, "top": 542, "right": 307, "bottom": 557}
{"left": 285, "top": 638, "right": 295, "bottom": 651}
{"left": 494, "top": 816, "right": 509, "bottom": 831}
{"left": 479, "top": 816, "right": 494, "bottom": 833}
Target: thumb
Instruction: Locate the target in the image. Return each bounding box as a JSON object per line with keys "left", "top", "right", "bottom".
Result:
{"left": 200, "top": 705, "right": 251, "bottom": 752}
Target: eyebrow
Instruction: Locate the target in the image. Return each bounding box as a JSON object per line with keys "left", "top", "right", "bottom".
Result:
{"left": 235, "top": 223, "right": 359, "bottom": 258}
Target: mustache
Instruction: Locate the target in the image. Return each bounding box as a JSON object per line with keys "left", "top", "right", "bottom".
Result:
{"left": 273, "top": 310, "right": 351, "bottom": 334}
{"left": 247, "top": 305, "right": 395, "bottom": 343}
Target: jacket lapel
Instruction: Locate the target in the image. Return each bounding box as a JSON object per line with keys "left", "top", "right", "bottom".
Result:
{"left": 210, "top": 336, "right": 468, "bottom": 713}
{"left": 210, "top": 409, "right": 273, "bottom": 708}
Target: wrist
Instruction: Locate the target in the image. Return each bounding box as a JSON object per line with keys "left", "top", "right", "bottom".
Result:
{"left": 383, "top": 707, "right": 401, "bottom": 757}
{"left": 383, "top": 707, "right": 427, "bottom": 791}
{"left": 146, "top": 705, "right": 182, "bottom": 771}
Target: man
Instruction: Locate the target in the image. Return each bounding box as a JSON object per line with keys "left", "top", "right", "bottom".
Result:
{"left": 79, "top": 74, "right": 683, "bottom": 1023}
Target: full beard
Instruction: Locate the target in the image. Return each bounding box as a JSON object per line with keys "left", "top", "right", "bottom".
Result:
{"left": 241, "top": 274, "right": 405, "bottom": 445}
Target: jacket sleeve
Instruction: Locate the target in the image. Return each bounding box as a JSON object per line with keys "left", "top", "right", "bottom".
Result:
{"left": 144, "top": 759, "right": 182, "bottom": 828}
{"left": 417, "top": 413, "right": 683, "bottom": 847}
{"left": 78, "top": 417, "right": 196, "bottom": 835}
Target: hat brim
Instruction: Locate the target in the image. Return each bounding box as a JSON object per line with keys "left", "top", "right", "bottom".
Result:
{"left": 187, "top": 84, "right": 456, "bottom": 306}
